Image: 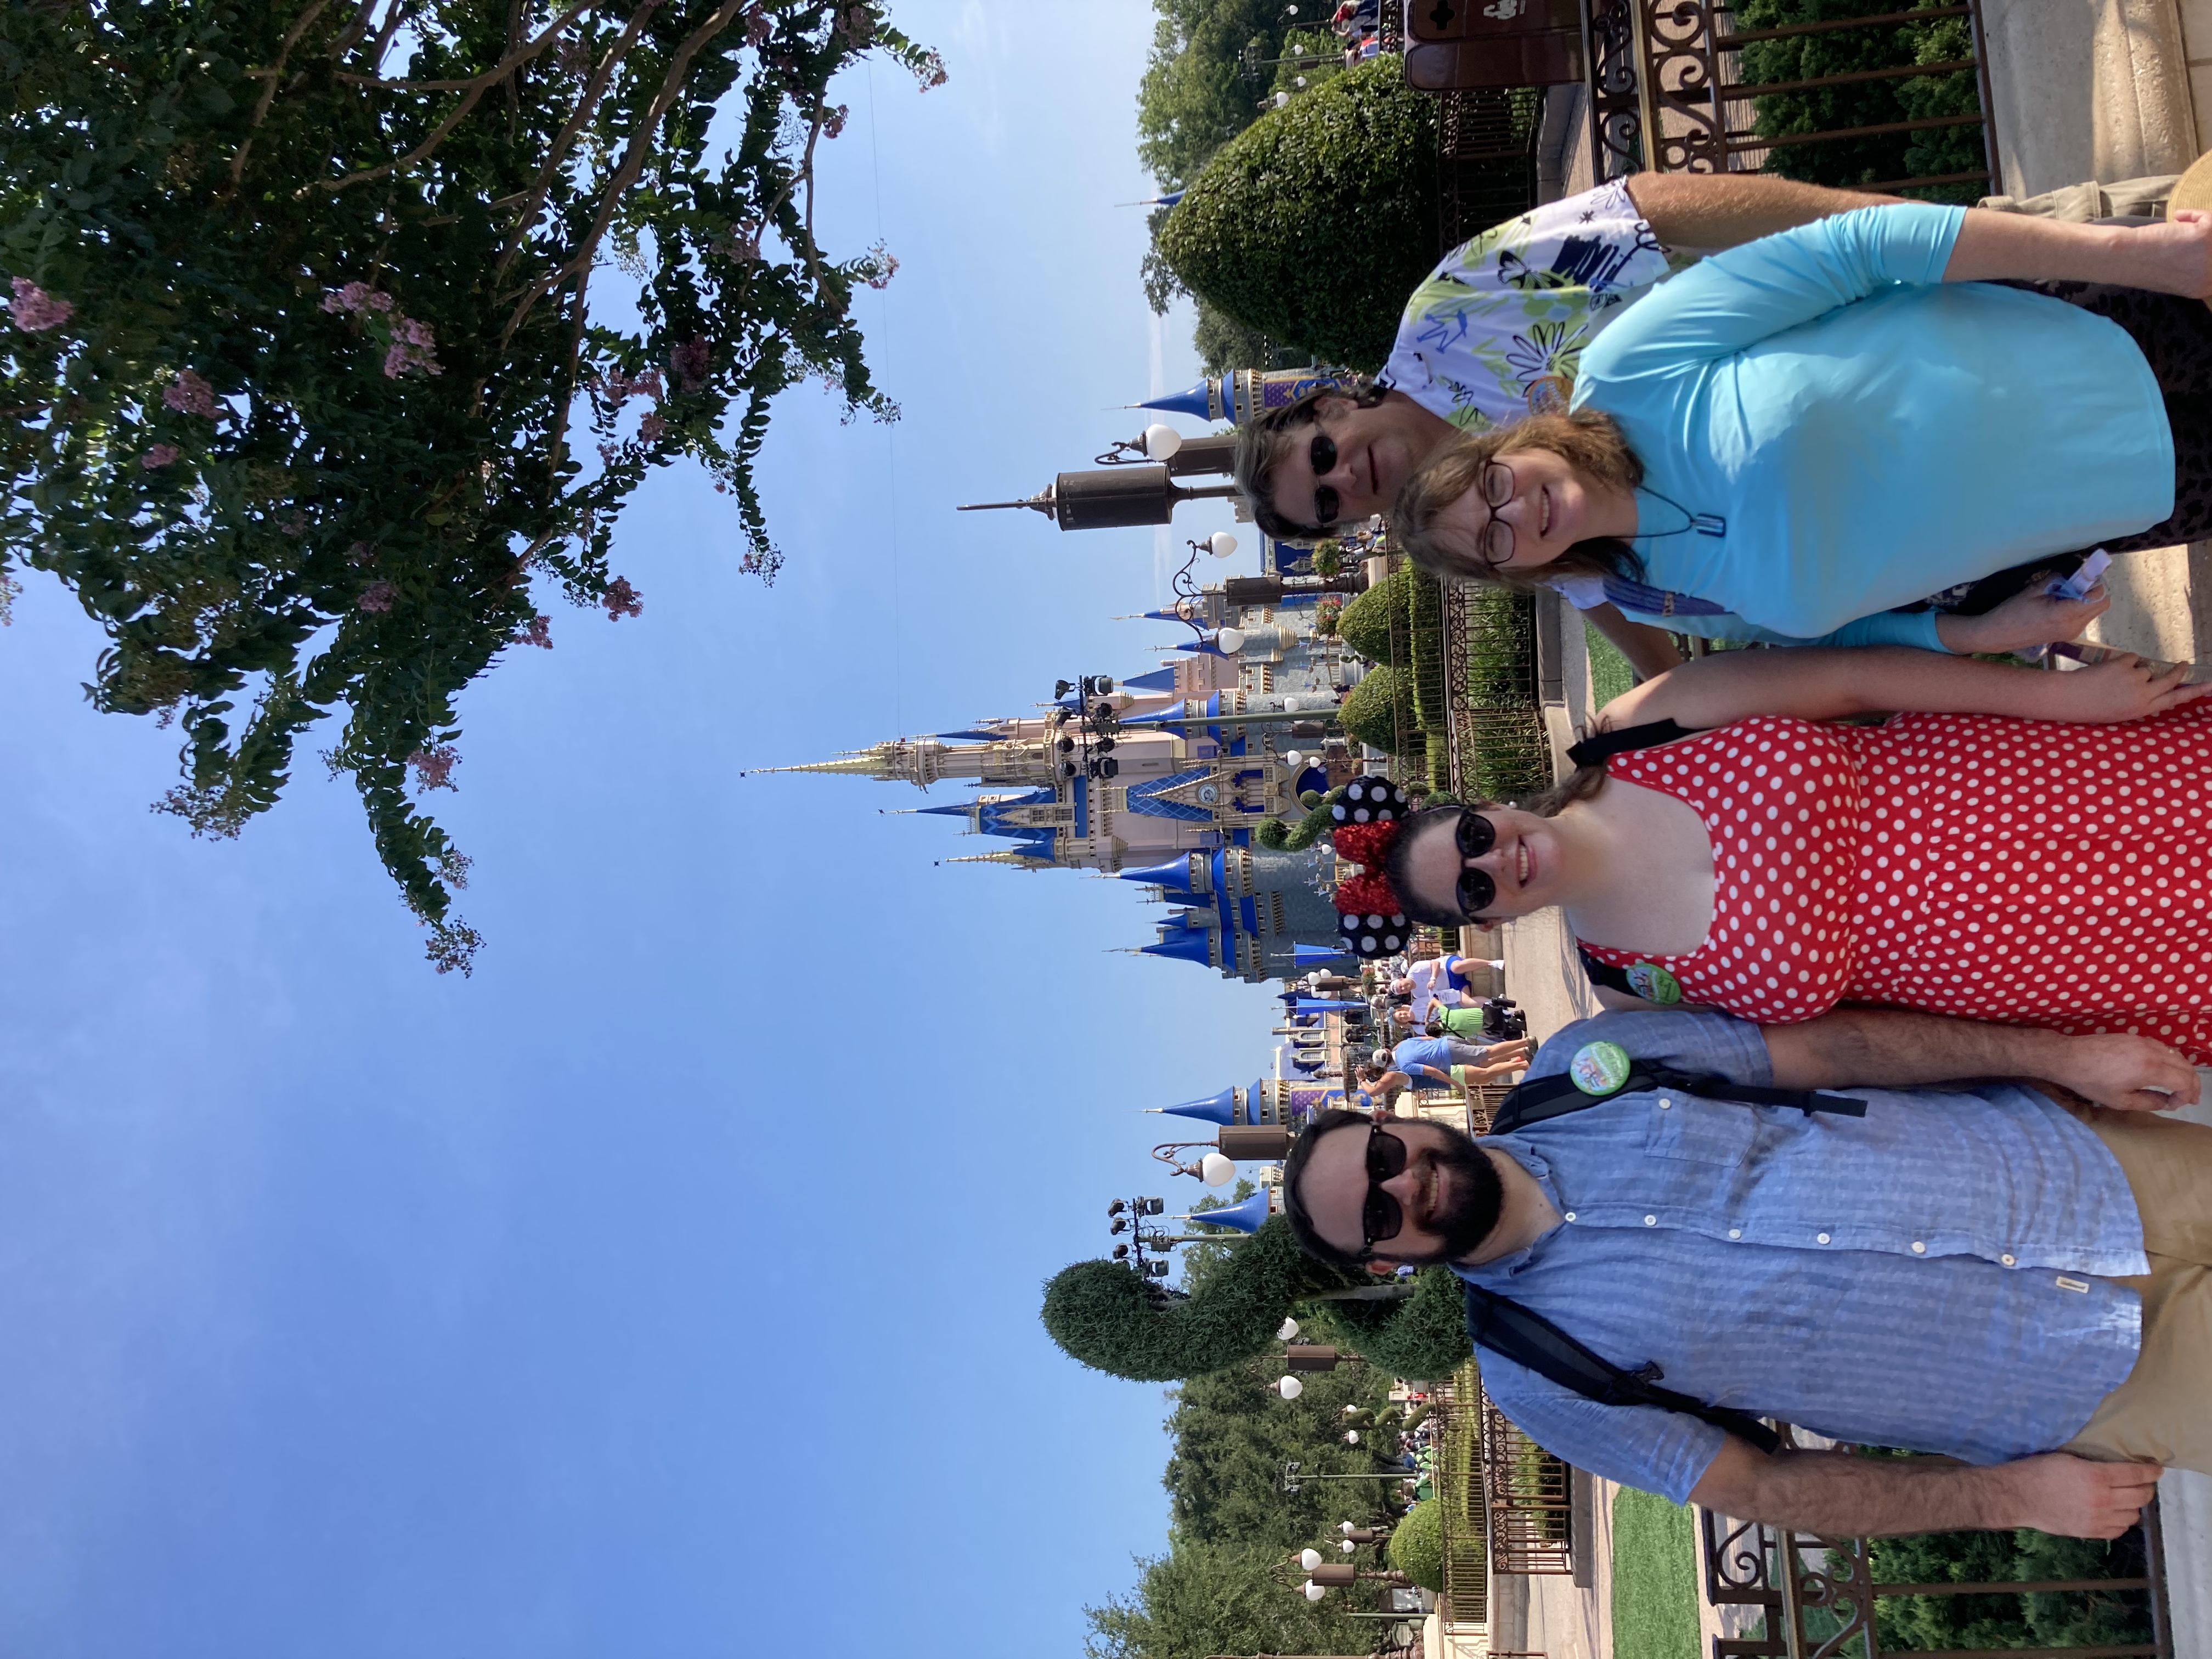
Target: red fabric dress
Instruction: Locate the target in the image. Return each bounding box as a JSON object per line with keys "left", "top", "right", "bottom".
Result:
{"left": 1576, "top": 710, "right": 2212, "bottom": 1062}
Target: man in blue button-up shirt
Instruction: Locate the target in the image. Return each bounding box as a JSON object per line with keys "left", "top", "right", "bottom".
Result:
{"left": 1282, "top": 1005, "right": 2209, "bottom": 1538}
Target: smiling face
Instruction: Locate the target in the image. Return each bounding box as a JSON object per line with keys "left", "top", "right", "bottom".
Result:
{"left": 1423, "top": 447, "right": 1610, "bottom": 576}
{"left": 1267, "top": 393, "right": 1449, "bottom": 532}
{"left": 1291, "top": 1118, "right": 1503, "bottom": 1268}
{"left": 1395, "top": 807, "right": 1561, "bottom": 924}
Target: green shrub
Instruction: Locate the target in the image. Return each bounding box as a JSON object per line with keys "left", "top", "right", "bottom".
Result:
{"left": 1339, "top": 665, "right": 1417, "bottom": 754}
{"left": 1040, "top": 1218, "right": 1472, "bottom": 1383}
{"left": 1387, "top": 1499, "right": 1446, "bottom": 1592}
{"left": 1156, "top": 57, "right": 1442, "bottom": 371}
{"left": 1407, "top": 568, "right": 1448, "bottom": 727}
{"left": 1336, "top": 570, "right": 1410, "bottom": 665}
{"left": 1736, "top": 0, "right": 1987, "bottom": 202}
{"left": 1869, "top": 1526, "right": 2153, "bottom": 1652}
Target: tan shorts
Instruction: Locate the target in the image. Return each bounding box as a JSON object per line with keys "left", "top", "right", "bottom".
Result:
{"left": 2058, "top": 1107, "right": 2212, "bottom": 1472}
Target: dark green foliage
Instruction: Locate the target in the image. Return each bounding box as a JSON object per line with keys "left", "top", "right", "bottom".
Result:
{"left": 1406, "top": 567, "right": 1447, "bottom": 727}
{"left": 1736, "top": 0, "right": 1988, "bottom": 202}
{"left": 1040, "top": 1217, "right": 1472, "bottom": 1382}
{"left": 1135, "top": 0, "right": 1301, "bottom": 191}
{"left": 0, "top": 1, "right": 937, "bottom": 969}
{"left": 1869, "top": 1526, "right": 2154, "bottom": 1652}
{"left": 1339, "top": 664, "right": 1415, "bottom": 754}
{"left": 1336, "top": 569, "right": 1410, "bottom": 665}
{"left": 1302, "top": 1265, "right": 1472, "bottom": 1381}
{"left": 1083, "top": 1537, "right": 1368, "bottom": 1659}
{"left": 1387, "top": 1498, "right": 1445, "bottom": 1592}
{"left": 1156, "top": 57, "right": 1441, "bottom": 371}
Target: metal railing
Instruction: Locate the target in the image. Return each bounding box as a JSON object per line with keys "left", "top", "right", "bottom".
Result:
{"left": 1483, "top": 1395, "right": 1576, "bottom": 1576}
{"left": 1701, "top": 1449, "right": 2173, "bottom": 1658}
{"left": 1581, "top": 0, "right": 1999, "bottom": 196}
{"left": 1438, "top": 88, "right": 1541, "bottom": 250}
{"left": 1431, "top": 1364, "right": 1493, "bottom": 1631}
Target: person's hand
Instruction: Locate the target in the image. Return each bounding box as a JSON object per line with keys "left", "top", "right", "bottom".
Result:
{"left": 2044, "top": 651, "right": 2211, "bottom": 723}
{"left": 2112, "top": 207, "right": 2212, "bottom": 300}
{"left": 2050, "top": 1031, "right": 2201, "bottom": 1111}
{"left": 1936, "top": 581, "right": 2109, "bottom": 654}
{"left": 2000, "top": 1453, "right": 2161, "bottom": 1538}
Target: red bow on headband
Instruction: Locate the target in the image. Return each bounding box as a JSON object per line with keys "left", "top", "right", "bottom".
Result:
{"left": 1329, "top": 777, "right": 1412, "bottom": 958}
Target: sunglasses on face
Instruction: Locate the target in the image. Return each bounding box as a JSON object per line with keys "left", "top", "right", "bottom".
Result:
{"left": 1361, "top": 1122, "right": 1408, "bottom": 1254}
{"left": 1308, "top": 430, "right": 1340, "bottom": 528}
{"left": 1453, "top": 808, "right": 1498, "bottom": 919}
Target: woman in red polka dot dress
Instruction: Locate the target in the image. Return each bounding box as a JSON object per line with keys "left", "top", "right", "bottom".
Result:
{"left": 1374, "top": 645, "right": 2212, "bottom": 1061}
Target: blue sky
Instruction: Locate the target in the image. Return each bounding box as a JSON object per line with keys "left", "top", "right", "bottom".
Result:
{"left": 0, "top": 7, "right": 1273, "bottom": 1655}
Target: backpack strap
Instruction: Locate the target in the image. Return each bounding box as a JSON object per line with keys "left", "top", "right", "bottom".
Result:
{"left": 1491, "top": 1065, "right": 1867, "bottom": 1133}
{"left": 1566, "top": 719, "right": 1702, "bottom": 769}
{"left": 1462, "top": 1283, "right": 1783, "bottom": 1456}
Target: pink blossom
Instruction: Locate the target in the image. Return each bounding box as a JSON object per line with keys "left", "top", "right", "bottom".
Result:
{"left": 823, "top": 103, "right": 849, "bottom": 139}
{"left": 518, "top": 614, "right": 553, "bottom": 649}
{"left": 278, "top": 508, "right": 310, "bottom": 536}
{"left": 9, "top": 277, "right": 72, "bottom": 332}
{"left": 357, "top": 581, "right": 397, "bottom": 612}
{"left": 670, "top": 335, "right": 709, "bottom": 390}
{"left": 914, "top": 49, "right": 948, "bottom": 89}
{"left": 604, "top": 366, "right": 663, "bottom": 403}
{"left": 601, "top": 576, "right": 643, "bottom": 620}
{"left": 867, "top": 251, "right": 900, "bottom": 290}
{"left": 745, "top": 7, "right": 771, "bottom": 47}
{"left": 408, "top": 744, "right": 459, "bottom": 791}
{"left": 163, "top": 369, "right": 217, "bottom": 417}
{"left": 382, "top": 317, "right": 441, "bottom": 379}
{"left": 836, "top": 4, "right": 875, "bottom": 44}
{"left": 140, "top": 443, "right": 180, "bottom": 469}
{"left": 637, "top": 410, "right": 665, "bottom": 443}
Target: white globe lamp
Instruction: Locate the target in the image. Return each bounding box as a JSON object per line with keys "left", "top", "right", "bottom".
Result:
{"left": 1277, "top": 1374, "right": 1305, "bottom": 1400}
{"left": 1200, "top": 1151, "right": 1236, "bottom": 1186}
{"left": 1209, "top": 531, "right": 1238, "bottom": 558}
{"left": 1277, "top": 1317, "right": 1301, "bottom": 1340}
{"left": 1299, "top": 1549, "right": 1324, "bottom": 1571}
{"left": 1142, "top": 423, "right": 1183, "bottom": 460}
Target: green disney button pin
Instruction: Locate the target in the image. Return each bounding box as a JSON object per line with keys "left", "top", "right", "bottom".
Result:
{"left": 1626, "top": 962, "right": 1682, "bottom": 1005}
{"left": 1568, "top": 1040, "right": 1633, "bottom": 1097}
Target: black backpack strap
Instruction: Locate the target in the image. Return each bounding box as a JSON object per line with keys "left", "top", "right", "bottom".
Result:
{"left": 1566, "top": 719, "right": 1702, "bottom": 769}
{"left": 1462, "top": 1283, "right": 1782, "bottom": 1456}
{"left": 1577, "top": 947, "right": 1635, "bottom": 997}
{"left": 1491, "top": 1065, "right": 1867, "bottom": 1134}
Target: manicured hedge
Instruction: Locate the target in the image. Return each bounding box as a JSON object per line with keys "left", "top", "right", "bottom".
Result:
{"left": 1386, "top": 1499, "right": 1446, "bottom": 1593}
{"left": 1156, "top": 57, "right": 1442, "bottom": 371}
{"left": 1340, "top": 664, "right": 1417, "bottom": 754}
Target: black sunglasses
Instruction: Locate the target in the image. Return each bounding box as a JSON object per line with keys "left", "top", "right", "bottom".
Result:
{"left": 1308, "top": 430, "right": 1340, "bottom": 528}
{"left": 1361, "top": 1122, "right": 1408, "bottom": 1254}
{"left": 1453, "top": 808, "right": 1498, "bottom": 919}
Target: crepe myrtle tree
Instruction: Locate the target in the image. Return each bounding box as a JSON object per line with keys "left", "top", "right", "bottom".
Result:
{"left": 0, "top": 0, "right": 942, "bottom": 972}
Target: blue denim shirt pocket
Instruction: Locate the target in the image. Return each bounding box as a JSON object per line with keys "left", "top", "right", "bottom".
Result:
{"left": 1643, "top": 1097, "right": 1758, "bottom": 1166}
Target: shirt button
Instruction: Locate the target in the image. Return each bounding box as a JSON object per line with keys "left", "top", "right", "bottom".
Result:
{"left": 1658, "top": 1098, "right": 1672, "bottom": 1110}
{"left": 1564, "top": 1212, "right": 1577, "bottom": 1223}
{"left": 1644, "top": 1215, "right": 1657, "bottom": 1226}
{"left": 1911, "top": 1242, "right": 1927, "bottom": 1254}
{"left": 1816, "top": 1232, "right": 1831, "bottom": 1244}
{"left": 2001, "top": 1252, "right": 2017, "bottom": 1267}
{"left": 1728, "top": 1228, "right": 1742, "bottom": 1239}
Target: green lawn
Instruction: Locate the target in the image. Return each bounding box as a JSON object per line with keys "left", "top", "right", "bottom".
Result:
{"left": 1585, "top": 620, "right": 1635, "bottom": 708}
{"left": 1611, "top": 1487, "right": 1701, "bottom": 1659}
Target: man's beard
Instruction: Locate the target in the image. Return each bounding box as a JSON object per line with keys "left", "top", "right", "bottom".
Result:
{"left": 1404, "top": 1130, "right": 1504, "bottom": 1263}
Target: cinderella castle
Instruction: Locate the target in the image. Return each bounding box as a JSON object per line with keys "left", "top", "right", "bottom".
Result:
{"left": 764, "top": 370, "right": 1379, "bottom": 983}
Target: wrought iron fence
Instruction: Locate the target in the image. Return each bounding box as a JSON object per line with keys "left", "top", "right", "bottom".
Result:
{"left": 1483, "top": 1395, "right": 1576, "bottom": 1575}
{"left": 1701, "top": 1459, "right": 2174, "bottom": 1657}
{"left": 1441, "top": 580, "right": 1551, "bottom": 799}
{"left": 1438, "top": 87, "right": 1542, "bottom": 249}
{"left": 1581, "top": 0, "right": 1999, "bottom": 198}
{"left": 1431, "top": 1364, "right": 1493, "bottom": 1631}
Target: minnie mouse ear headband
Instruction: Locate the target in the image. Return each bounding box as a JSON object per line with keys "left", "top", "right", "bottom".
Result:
{"left": 1254, "top": 775, "right": 1459, "bottom": 957}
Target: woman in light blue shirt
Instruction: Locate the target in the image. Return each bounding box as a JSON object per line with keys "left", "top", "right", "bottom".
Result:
{"left": 1393, "top": 202, "right": 2212, "bottom": 639}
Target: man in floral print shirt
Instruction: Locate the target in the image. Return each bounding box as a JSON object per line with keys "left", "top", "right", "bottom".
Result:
{"left": 1234, "top": 173, "right": 1893, "bottom": 675}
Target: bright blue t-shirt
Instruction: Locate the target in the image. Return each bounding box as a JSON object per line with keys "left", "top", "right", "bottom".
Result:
{"left": 1571, "top": 203, "right": 2173, "bottom": 637}
{"left": 1393, "top": 1036, "right": 1476, "bottom": 1077}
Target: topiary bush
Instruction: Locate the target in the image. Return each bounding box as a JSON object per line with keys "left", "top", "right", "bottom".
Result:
{"left": 1336, "top": 569, "right": 1410, "bottom": 666}
{"left": 1387, "top": 1498, "right": 1446, "bottom": 1593}
{"left": 1339, "top": 664, "right": 1417, "bottom": 754}
{"left": 1040, "top": 1218, "right": 1472, "bottom": 1383}
{"left": 1302, "top": 1265, "right": 1474, "bottom": 1382}
{"left": 1156, "top": 57, "right": 1442, "bottom": 371}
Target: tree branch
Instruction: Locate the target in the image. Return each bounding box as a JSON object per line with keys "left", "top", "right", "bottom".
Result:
{"left": 496, "top": 0, "right": 751, "bottom": 349}
{"left": 303, "top": 0, "right": 604, "bottom": 198}
{"left": 227, "top": 0, "right": 335, "bottom": 192}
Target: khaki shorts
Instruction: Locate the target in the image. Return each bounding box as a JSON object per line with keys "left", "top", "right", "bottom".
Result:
{"left": 2058, "top": 1106, "right": 2212, "bottom": 1472}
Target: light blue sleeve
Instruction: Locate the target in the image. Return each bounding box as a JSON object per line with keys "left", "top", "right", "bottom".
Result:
{"left": 1462, "top": 1347, "right": 1729, "bottom": 1505}
{"left": 1622, "top": 605, "right": 1949, "bottom": 652}
{"left": 1578, "top": 202, "right": 1967, "bottom": 383}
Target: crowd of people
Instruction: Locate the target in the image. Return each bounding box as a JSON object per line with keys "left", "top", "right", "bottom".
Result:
{"left": 1229, "top": 166, "right": 2212, "bottom": 1543}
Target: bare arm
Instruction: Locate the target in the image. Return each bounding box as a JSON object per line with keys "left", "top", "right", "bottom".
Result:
{"left": 1944, "top": 206, "right": 2212, "bottom": 298}
{"left": 1583, "top": 602, "right": 1685, "bottom": 680}
{"left": 1690, "top": 1436, "right": 2158, "bottom": 1539}
{"left": 1763, "top": 1007, "right": 2200, "bottom": 1111}
{"left": 1601, "top": 645, "right": 2208, "bottom": 732}
{"left": 1626, "top": 173, "right": 1898, "bottom": 251}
